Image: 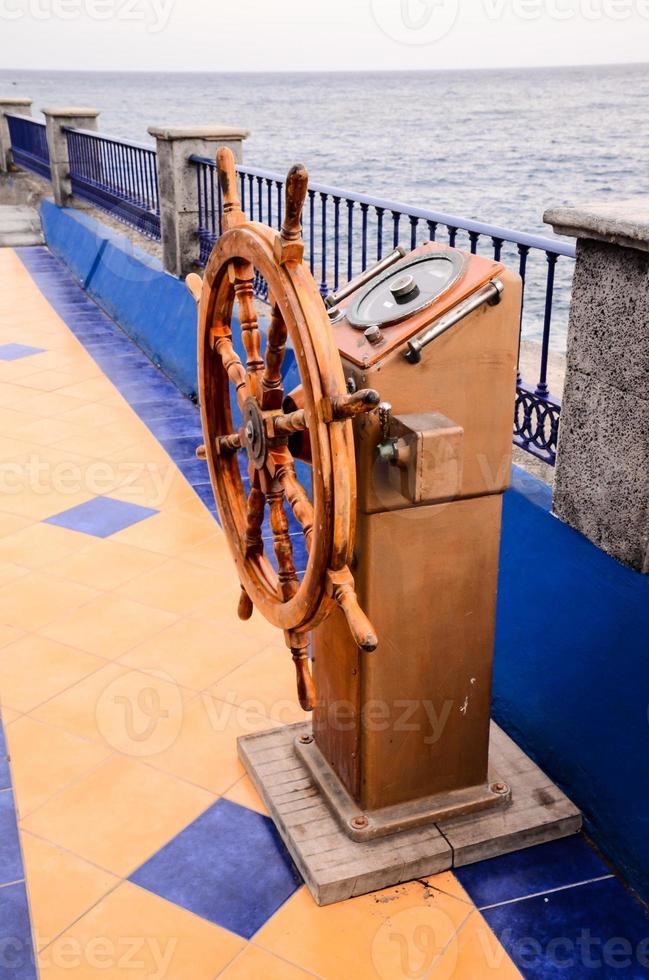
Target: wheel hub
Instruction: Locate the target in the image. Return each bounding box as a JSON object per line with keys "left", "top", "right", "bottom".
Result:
{"left": 242, "top": 396, "right": 267, "bottom": 469}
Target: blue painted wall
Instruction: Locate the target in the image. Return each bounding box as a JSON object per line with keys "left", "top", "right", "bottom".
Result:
{"left": 39, "top": 201, "right": 649, "bottom": 905}
{"left": 495, "top": 467, "right": 649, "bottom": 903}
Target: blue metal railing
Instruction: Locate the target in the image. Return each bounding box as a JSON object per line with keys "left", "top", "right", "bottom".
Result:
{"left": 64, "top": 128, "right": 160, "bottom": 240}
{"left": 6, "top": 114, "right": 50, "bottom": 179}
{"left": 192, "top": 156, "right": 574, "bottom": 465}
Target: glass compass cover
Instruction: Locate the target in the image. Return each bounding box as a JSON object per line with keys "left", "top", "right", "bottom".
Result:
{"left": 346, "top": 251, "right": 466, "bottom": 329}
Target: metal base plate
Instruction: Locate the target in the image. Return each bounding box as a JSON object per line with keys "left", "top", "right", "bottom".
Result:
{"left": 294, "top": 733, "right": 511, "bottom": 842}
{"left": 238, "top": 721, "right": 582, "bottom": 907}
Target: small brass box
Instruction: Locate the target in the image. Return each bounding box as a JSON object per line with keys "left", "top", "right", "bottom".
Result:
{"left": 385, "top": 411, "right": 464, "bottom": 504}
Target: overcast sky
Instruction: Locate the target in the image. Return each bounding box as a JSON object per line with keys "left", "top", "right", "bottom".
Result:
{"left": 2, "top": 0, "right": 648, "bottom": 72}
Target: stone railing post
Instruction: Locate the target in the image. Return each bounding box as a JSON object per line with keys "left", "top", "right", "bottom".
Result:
{"left": 147, "top": 125, "right": 249, "bottom": 278}
{"left": 0, "top": 97, "right": 32, "bottom": 172}
{"left": 42, "top": 107, "right": 100, "bottom": 207}
{"left": 544, "top": 199, "right": 649, "bottom": 573}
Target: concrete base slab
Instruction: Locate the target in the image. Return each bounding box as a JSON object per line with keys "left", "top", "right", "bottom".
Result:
{"left": 0, "top": 206, "right": 43, "bottom": 246}
{"left": 238, "top": 721, "right": 582, "bottom": 906}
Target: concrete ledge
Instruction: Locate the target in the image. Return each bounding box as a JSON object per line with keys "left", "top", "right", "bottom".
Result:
{"left": 148, "top": 125, "right": 249, "bottom": 141}
{"left": 41, "top": 106, "right": 100, "bottom": 117}
{"left": 544, "top": 199, "right": 649, "bottom": 252}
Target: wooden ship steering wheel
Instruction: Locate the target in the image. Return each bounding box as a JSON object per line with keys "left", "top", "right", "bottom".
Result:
{"left": 192, "top": 147, "right": 378, "bottom": 711}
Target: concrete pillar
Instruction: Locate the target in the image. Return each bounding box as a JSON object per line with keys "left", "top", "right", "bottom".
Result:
{"left": 42, "top": 107, "right": 100, "bottom": 207}
{"left": 544, "top": 199, "right": 649, "bottom": 573}
{"left": 147, "top": 125, "right": 249, "bottom": 278}
{"left": 0, "top": 98, "right": 32, "bottom": 172}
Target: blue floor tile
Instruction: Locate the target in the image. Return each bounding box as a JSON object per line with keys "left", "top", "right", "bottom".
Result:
{"left": 177, "top": 457, "right": 211, "bottom": 484}
{"left": 0, "top": 882, "right": 37, "bottom": 980}
{"left": 0, "top": 343, "right": 45, "bottom": 361}
{"left": 483, "top": 876, "right": 649, "bottom": 979}
{"left": 456, "top": 836, "right": 610, "bottom": 909}
{"left": 44, "top": 496, "right": 158, "bottom": 538}
{"left": 148, "top": 416, "right": 204, "bottom": 442}
{"left": 159, "top": 436, "right": 204, "bottom": 462}
{"left": 191, "top": 483, "right": 217, "bottom": 511}
{"left": 0, "top": 792, "right": 23, "bottom": 885}
{"left": 0, "top": 720, "right": 9, "bottom": 792}
{"left": 130, "top": 798, "right": 302, "bottom": 939}
{"left": 130, "top": 398, "right": 193, "bottom": 423}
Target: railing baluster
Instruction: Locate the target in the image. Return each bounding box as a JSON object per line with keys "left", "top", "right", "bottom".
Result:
{"left": 308, "top": 189, "right": 316, "bottom": 276}
{"left": 409, "top": 216, "right": 419, "bottom": 251}
{"left": 391, "top": 210, "right": 400, "bottom": 248}
{"left": 536, "top": 252, "right": 558, "bottom": 398}
{"left": 516, "top": 244, "right": 531, "bottom": 385}
{"left": 347, "top": 200, "right": 354, "bottom": 282}
{"left": 209, "top": 163, "right": 216, "bottom": 241}
{"left": 320, "top": 192, "right": 328, "bottom": 297}
{"left": 376, "top": 206, "right": 384, "bottom": 260}
{"left": 361, "top": 203, "right": 369, "bottom": 272}
{"left": 333, "top": 196, "right": 341, "bottom": 292}
{"left": 217, "top": 168, "right": 223, "bottom": 236}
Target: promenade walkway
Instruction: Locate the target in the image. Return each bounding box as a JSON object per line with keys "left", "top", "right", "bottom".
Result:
{"left": 0, "top": 245, "right": 647, "bottom": 979}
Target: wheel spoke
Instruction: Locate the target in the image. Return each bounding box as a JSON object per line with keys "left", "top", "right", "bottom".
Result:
{"left": 215, "top": 432, "right": 241, "bottom": 455}
{"left": 324, "top": 388, "right": 381, "bottom": 422}
{"left": 217, "top": 147, "right": 245, "bottom": 231}
{"left": 267, "top": 482, "right": 299, "bottom": 601}
{"left": 271, "top": 408, "right": 307, "bottom": 437}
{"left": 260, "top": 302, "right": 288, "bottom": 410}
{"left": 232, "top": 260, "right": 264, "bottom": 396}
{"left": 237, "top": 585, "right": 253, "bottom": 621}
{"left": 286, "top": 629, "right": 315, "bottom": 712}
{"left": 274, "top": 450, "right": 314, "bottom": 552}
{"left": 214, "top": 336, "right": 250, "bottom": 410}
{"left": 244, "top": 476, "right": 266, "bottom": 560}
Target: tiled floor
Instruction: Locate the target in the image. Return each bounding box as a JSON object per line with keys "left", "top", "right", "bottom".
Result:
{"left": 1, "top": 244, "right": 648, "bottom": 978}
